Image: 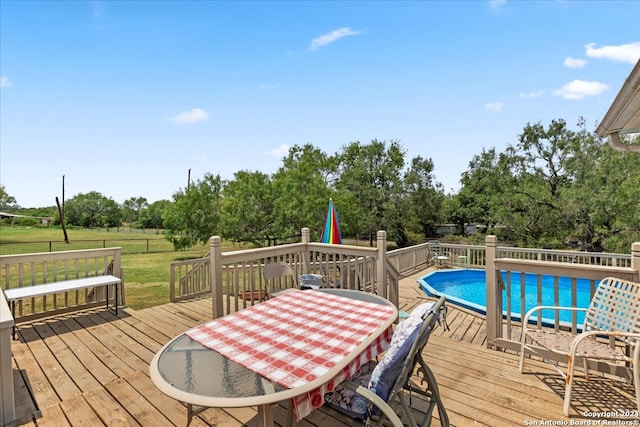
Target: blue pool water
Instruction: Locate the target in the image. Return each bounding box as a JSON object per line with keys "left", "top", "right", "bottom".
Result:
{"left": 418, "top": 269, "right": 593, "bottom": 326}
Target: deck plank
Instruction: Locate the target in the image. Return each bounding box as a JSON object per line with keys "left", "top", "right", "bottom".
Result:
{"left": 34, "top": 404, "right": 71, "bottom": 426}
{"left": 10, "top": 338, "right": 60, "bottom": 412}
{"left": 58, "top": 394, "right": 104, "bottom": 426}
{"left": 82, "top": 387, "right": 141, "bottom": 426}
{"left": 20, "top": 323, "right": 80, "bottom": 402}
{"left": 32, "top": 321, "right": 104, "bottom": 394}
{"left": 46, "top": 316, "right": 120, "bottom": 386}
{"left": 104, "top": 376, "right": 174, "bottom": 426}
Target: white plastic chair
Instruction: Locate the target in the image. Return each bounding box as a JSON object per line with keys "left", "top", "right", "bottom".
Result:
{"left": 263, "top": 262, "right": 297, "bottom": 298}
{"left": 519, "top": 276, "right": 640, "bottom": 416}
{"left": 428, "top": 241, "right": 451, "bottom": 268}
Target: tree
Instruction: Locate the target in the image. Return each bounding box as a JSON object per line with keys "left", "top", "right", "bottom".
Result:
{"left": 499, "top": 119, "right": 578, "bottom": 246}
{"left": 270, "top": 144, "right": 335, "bottom": 242}
{"left": 452, "top": 118, "right": 640, "bottom": 251}
{"left": 0, "top": 185, "right": 18, "bottom": 211}
{"left": 336, "top": 140, "right": 405, "bottom": 245}
{"left": 162, "top": 173, "right": 223, "bottom": 250}
{"left": 402, "top": 155, "right": 444, "bottom": 240}
{"left": 452, "top": 148, "right": 511, "bottom": 235}
{"left": 563, "top": 127, "right": 640, "bottom": 252}
{"left": 219, "top": 171, "right": 276, "bottom": 246}
{"left": 64, "top": 192, "right": 122, "bottom": 228}
{"left": 139, "top": 200, "right": 170, "bottom": 229}
{"left": 122, "top": 197, "right": 149, "bottom": 225}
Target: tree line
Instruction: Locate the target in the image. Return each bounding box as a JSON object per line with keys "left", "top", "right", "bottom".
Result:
{"left": 2, "top": 118, "right": 639, "bottom": 253}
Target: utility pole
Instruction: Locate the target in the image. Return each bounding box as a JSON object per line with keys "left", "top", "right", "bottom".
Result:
{"left": 58, "top": 175, "right": 69, "bottom": 243}
{"left": 62, "top": 175, "right": 65, "bottom": 218}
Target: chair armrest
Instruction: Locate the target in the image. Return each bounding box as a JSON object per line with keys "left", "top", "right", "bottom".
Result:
{"left": 569, "top": 330, "right": 640, "bottom": 354}
{"left": 339, "top": 381, "right": 404, "bottom": 427}
{"left": 522, "top": 305, "right": 587, "bottom": 326}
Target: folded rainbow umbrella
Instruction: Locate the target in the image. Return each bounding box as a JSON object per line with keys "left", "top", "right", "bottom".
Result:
{"left": 320, "top": 199, "right": 342, "bottom": 244}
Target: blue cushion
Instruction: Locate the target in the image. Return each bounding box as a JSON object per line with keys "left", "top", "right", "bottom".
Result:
{"left": 368, "top": 302, "right": 435, "bottom": 401}
{"left": 324, "top": 302, "right": 436, "bottom": 416}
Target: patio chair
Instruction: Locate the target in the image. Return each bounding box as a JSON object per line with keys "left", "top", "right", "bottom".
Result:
{"left": 428, "top": 241, "right": 451, "bottom": 268}
{"left": 324, "top": 296, "right": 450, "bottom": 426}
{"left": 519, "top": 276, "right": 640, "bottom": 416}
{"left": 263, "top": 262, "right": 297, "bottom": 298}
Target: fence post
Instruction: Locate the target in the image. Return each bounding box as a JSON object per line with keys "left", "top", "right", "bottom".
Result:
{"left": 210, "top": 236, "right": 223, "bottom": 319}
{"left": 485, "top": 235, "right": 500, "bottom": 349}
{"left": 377, "top": 230, "right": 387, "bottom": 299}
{"left": 632, "top": 242, "right": 640, "bottom": 281}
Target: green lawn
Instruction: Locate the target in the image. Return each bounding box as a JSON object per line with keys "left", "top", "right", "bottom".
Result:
{"left": 0, "top": 226, "right": 250, "bottom": 310}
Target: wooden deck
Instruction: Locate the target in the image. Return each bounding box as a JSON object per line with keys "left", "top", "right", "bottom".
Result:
{"left": 7, "top": 268, "right": 638, "bottom": 426}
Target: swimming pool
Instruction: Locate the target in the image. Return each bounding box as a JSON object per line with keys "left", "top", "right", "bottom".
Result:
{"left": 418, "top": 269, "right": 593, "bottom": 326}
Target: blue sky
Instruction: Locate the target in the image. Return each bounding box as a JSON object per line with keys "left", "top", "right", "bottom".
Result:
{"left": 1, "top": 1, "right": 639, "bottom": 208}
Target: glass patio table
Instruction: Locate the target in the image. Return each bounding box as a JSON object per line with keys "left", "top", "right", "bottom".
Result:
{"left": 149, "top": 288, "right": 397, "bottom": 427}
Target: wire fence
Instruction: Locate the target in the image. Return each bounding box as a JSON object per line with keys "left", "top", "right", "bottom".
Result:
{"left": 0, "top": 237, "right": 173, "bottom": 256}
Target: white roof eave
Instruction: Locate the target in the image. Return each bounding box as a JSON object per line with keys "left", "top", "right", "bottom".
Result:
{"left": 596, "top": 59, "right": 640, "bottom": 137}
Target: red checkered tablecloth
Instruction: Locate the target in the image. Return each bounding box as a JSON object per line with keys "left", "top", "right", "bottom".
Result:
{"left": 185, "top": 290, "right": 395, "bottom": 420}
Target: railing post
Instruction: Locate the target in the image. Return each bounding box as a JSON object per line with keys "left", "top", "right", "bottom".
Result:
{"left": 0, "top": 291, "right": 16, "bottom": 425}
{"left": 485, "top": 235, "right": 501, "bottom": 348}
{"left": 301, "top": 227, "right": 311, "bottom": 274}
{"left": 377, "top": 230, "right": 387, "bottom": 299}
{"left": 210, "top": 236, "right": 223, "bottom": 319}
{"left": 632, "top": 242, "right": 640, "bottom": 281}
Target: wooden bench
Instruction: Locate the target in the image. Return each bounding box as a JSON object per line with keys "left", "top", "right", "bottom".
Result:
{"left": 3, "top": 275, "right": 122, "bottom": 339}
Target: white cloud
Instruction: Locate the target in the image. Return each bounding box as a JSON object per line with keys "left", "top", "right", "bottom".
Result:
{"left": 0, "top": 76, "right": 14, "bottom": 88}
{"left": 564, "top": 57, "right": 587, "bottom": 68}
{"left": 309, "top": 27, "right": 362, "bottom": 51}
{"left": 169, "top": 108, "right": 209, "bottom": 124}
{"left": 520, "top": 90, "right": 544, "bottom": 99}
{"left": 585, "top": 42, "right": 640, "bottom": 64}
{"left": 483, "top": 102, "right": 503, "bottom": 112}
{"left": 489, "top": 0, "right": 507, "bottom": 9}
{"left": 552, "top": 80, "right": 608, "bottom": 100}
{"left": 268, "top": 144, "right": 290, "bottom": 158}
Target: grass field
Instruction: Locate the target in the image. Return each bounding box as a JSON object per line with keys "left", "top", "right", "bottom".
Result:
{"left": 0, "top": 226, "right": 251, "bottom": 310}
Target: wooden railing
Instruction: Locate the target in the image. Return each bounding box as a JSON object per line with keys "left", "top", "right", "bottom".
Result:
{"left": 496, "top": 246, "right": 632, "bottom": 268}
{"left": 171, "top": 228, "right": 440, "bottom": 311}
{"left": 436, "top": 242, "right": 633, "bottom": 270}
{"left": 439, "top": 242, "right": 486, "bottom": 268}
{"left": 0, "top": 248, "right": 124, "bottom": 323}
{"left": 386, "top": 242, "right": 430, "bottom": 273}
{"left": 207, "top": 229, "right": 397, "bottom": 318}
{"left": 169, "top": 256, "right": 210, "bottom": 302}
{"left": 170, "top": 229, "right": 639, "bottom": 328}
